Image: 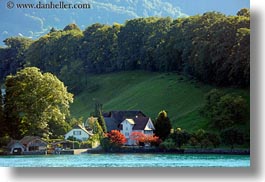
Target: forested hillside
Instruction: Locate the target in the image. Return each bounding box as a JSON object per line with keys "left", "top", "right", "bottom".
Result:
{"left": 0, "top": 9, "right": 250, "bottom": 94}
{"left": 0, "top": 9, "right": 250, "bottom": 148}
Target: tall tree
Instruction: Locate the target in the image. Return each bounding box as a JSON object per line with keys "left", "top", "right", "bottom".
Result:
{"left": 4, "top": 67, "right": 73, "bottom": 139}
{"left": 94, "top": 103, "right": 107, "bottom": 133}
{"left": 87, "top": 116, "right": 104, "bottom": 137}
{"left": 154, "top": 110, "right": 172, "bottom": 140}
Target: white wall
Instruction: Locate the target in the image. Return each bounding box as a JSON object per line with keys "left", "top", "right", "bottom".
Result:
{"left": 120, "top": 119, "right": 134, "bottom": 145}
{"left": 65, "top": 129, "right": 89, "bottom": 141}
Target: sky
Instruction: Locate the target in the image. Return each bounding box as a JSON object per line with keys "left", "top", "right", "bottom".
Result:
{"left": 0, "top": 0, "right": 250, "bottom": 46}
{"left": 174, "top": 0, "right": 249, "bottom": 16}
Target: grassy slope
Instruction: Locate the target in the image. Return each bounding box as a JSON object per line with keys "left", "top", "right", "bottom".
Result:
{"left": 70, "top": 71, "right": 249, "bottom": 132}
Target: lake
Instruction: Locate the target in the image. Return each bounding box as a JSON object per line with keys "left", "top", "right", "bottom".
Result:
{"left": 0, "top": 154, "right": 250, "bottom": 167}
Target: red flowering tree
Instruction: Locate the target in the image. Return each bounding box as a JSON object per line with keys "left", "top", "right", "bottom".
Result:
{"left": 130, "top": 132, "right": 161, "bottom": 146}
{"left": 107, "top": 130, "right": 127, "bottom": 146}
{"left": 145, "top": 135, "right": 161, "bottom": 146}
{"left": 130, "top": 132, "right": 146, "bottom": 145}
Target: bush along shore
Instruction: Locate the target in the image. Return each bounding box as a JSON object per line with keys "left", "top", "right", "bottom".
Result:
{"left": 88, "top": 146, "right": 250, "bottom": 155}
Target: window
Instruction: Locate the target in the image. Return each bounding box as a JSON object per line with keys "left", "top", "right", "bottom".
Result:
{"left": 73, "top": 131, "right": 81, "bottom": 135}
{"left": 125, "top": 132, "right": 129, "bottom": 137}
{"left": 126, "top": 127, "right": 128, "bottom": 131}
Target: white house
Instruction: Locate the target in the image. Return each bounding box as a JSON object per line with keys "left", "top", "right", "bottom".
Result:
{"left": 65, "top": 124, "right": 93, "bottom": 141}
{"left": 120, "top": 117, "right": 155, "bottom": 145}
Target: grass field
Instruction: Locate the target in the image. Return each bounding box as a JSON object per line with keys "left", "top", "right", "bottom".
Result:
{"left": 70, "top": 71, "right": 249, "bottom": 132}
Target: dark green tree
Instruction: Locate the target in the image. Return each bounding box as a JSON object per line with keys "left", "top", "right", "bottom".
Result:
{"left": 25, "top": 26, "right": 84, "bottom": 93}
{"left": 191, "top": 129, "right": 221, "bottom": 149}
{"left": 63, "top": 23, "right": 81, "bottom": 31}
{"left": 193, "top": 129, "right": 206, "bottom": 149}
{"left": 170, "top": 128, "right": 190, "bottom": 149}
{"left": 0, "top": 37, "right": 33, "bottom": 81}
{"left": 237, "top": 8, "right": 250, "bottom": 17}
{"left": 202, "top": 89, "right": 248, "bottom": 130}
{"left": 154, "top": 110, "right": 172, "bottom": 140}
{"left": 220, "top": 127, "right": 244, "bottom": 149}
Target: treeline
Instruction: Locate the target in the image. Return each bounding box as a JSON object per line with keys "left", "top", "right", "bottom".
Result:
{"left": 0, "top": 9, "right": 250, "bottom": 92}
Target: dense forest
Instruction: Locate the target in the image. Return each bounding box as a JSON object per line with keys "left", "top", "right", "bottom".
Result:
{"left": 0, "top": 9, "right": 250, "bottom": 94}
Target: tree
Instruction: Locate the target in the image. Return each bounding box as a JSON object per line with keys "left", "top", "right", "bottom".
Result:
{"left": 191, "top": 129, "right": 221, "bottom": 149}
{"left": 25, "top": 26, "right": 84, "bottom": 93}
{"left": 205, "top": 132, "right": 221, "bottom": 148}
{"left": 154, "top": 110, "right": 172, "bottom": 140}
{"left": 130, "top": 131, "right": 146, "bottom": 145}
{"left": 63, "top": 23, "right": 81, "bottom": 31}
{"left": 4, "top": 67, "right": 73, "bottom": 139}
{"left": 170, "top": 128, "right": 190, "bottom": 149}
{"left": 237, "top": 8, "right": 250, "bottom": 17}
{"left": 0, "top": 37, "right": 33, "bottom": 81}
{"left": 202, "top": 89, "right": 248, "bottom": 130}
{"left": 145, "top": 134, "right": 161, "bottom": 146}
{"left": 130, "top": 131, "right": 161, "bottom": 146}
{"left": 220, "top": 127, "right": 244, "bottom": 149}
{"left": 193, "top": 129, "right": 206, "bottom": 149}
{"left": 94, "top": 103, "right": 107, "bottom": 133}
{"left": 86, "top": 116, "right": 104, "bottom": 137}
{"left": 106, "top": 130, "right": 126, "bottom": 147}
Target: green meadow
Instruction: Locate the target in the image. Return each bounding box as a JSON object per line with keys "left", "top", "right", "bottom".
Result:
{"left": 70, "top": 71, "right": 249, "bottom": 132}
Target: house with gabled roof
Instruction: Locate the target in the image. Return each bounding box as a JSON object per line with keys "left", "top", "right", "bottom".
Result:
{"left": 103, "top": 110, "right": 146, "bottom": 132}
{"left": 7, "top": 136, "right": 47, "bottom": 155}
{"left": 103, "top": 110, "right": 155, "bottom": 145}
{"left": 20, "top": 136, "right": 48, "bottom": 154}
{"left": 65, "top": 124, "right": 93, "bottom": 141}
{"left": 120, "top": 117, "right": 155, "bottom": 145}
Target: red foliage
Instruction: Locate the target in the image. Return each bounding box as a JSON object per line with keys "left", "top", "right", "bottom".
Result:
{"left": 130, "top": 132, "right": 146, "bottom": 144}
{"left": 107, "top": 130, "right": 127, "bottom": 145}
{"left": 130, "top": 131, "right": 161, "bottom": 145}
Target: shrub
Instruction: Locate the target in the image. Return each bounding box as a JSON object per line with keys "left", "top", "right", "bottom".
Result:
{"left": 159, "top": 138, "right": 175, "bottom": 150}
{"left": 80, "top": 141, "right": 92, "bottom": 148}
{"left": 70, "top": 141, "right": 81, "bottom": 149}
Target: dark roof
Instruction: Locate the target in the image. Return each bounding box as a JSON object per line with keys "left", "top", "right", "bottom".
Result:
{"left": 105, "top": 117, "right": 120, "bottom": 132}
{"left": 119, "top": 117, "right": 152, "bottom": 130}
{"left": 103, "top": 110, "right": 146, "bottom": 123}
{"left": 20, "top": 136, "right": 47, "bottom": 146}
{"left": 7, "top": 140, "right": 25, "bottom": 149}
{"left": 132, "top": 117, "right": 151, "bottom": 130}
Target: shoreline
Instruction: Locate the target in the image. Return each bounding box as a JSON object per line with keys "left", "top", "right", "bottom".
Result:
{"left": 88, "top": 148, "right": 250, "bottom": 155}
{"left": 0, "top": 148, "right": 250, "bottom": 156}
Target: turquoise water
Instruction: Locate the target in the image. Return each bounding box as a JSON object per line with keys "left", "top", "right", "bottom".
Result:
{"left": 0, "top": 154, "right": 250, "bottom": 167}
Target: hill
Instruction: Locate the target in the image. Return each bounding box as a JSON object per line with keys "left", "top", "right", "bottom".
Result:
{"left": 70, "top": 71, "right": 249, "bottom": 131}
